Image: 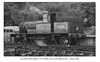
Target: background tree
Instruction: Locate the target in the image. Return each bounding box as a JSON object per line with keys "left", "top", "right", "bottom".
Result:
{"left": 81, "top": 2, "right": 95, "bottom": 27}
{"left": 4, "top": 2, "right": 95, "bottom": 27}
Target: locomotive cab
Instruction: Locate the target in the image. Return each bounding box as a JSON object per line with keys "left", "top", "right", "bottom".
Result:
{"left": 4, "top": 26, "right": 19, "bottom": 43}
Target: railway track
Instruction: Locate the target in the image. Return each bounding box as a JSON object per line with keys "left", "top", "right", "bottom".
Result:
{"left": 4, "top": 43, "right": 95, "bottom": 56}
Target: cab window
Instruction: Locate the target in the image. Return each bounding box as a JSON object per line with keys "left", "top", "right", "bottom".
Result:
{"left": 9, "top": 30, "right": 13, "bottom": 32}
{"left": 6, "top": 29, "right": 9, "bottom": 32}
{"left": 4, "top": 29, "right": 6, "bottom": 32}
{"left": 4, "top": 29, "right": 13, "bottom": 32}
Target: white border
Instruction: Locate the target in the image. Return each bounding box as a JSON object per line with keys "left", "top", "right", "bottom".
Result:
{"left": 1, "top": 0, "right": 99, "bottom": 62}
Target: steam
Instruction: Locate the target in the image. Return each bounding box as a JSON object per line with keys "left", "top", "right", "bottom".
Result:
{"left": 29, "top": 6, "right": 44, "bottom": 14}
{"left": 34, "top": 40, "right": 47, "bottom": 46}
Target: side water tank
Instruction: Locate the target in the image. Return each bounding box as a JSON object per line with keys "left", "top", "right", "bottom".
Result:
{"left": 19, "top": 21, "right": 43, "bottom": 33}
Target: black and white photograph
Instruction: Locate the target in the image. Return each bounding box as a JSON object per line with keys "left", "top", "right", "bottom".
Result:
{"left": 4, "top": 2, "right": 96, "bottom": 57}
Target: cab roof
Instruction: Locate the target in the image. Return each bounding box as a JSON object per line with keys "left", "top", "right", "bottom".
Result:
{"left": 4, "top": 26, "right": 19, "bottom": 30}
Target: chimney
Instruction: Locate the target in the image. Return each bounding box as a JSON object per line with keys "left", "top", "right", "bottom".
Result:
{"left": 43, "top": 11, "right": 49, "bottom": 22}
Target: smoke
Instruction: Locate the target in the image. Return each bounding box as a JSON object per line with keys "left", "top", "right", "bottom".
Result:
{"left": 34, "top": 40, "right": 47, "bottom": 46}
{"left": 29, "top": 6, "right": 44, "bottom": 14}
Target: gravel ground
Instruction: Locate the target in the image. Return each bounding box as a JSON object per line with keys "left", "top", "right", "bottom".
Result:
{"left": 4, "top": 43, "right": 95, "bottom": 56}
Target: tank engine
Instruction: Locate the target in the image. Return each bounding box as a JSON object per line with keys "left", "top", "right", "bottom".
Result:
{"left": 10, "top": 12, "right": 84, "bottom": 46}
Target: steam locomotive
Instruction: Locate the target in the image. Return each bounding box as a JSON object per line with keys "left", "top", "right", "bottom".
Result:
{"left": 10, "top": 12, "right": 88, "bottom": 46}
